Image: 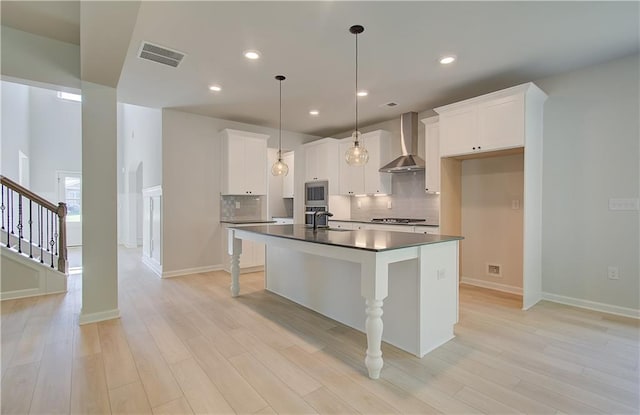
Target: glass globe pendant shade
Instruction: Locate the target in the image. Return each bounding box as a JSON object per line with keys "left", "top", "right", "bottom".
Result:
{"left": 271, "top": 75, "right": 289, "bottom": 176}
{"left": 345, "top": 131, "right": 369, "bottom": 166}
{"left": 271, "top": 154, "right": 289, "bottom": 176}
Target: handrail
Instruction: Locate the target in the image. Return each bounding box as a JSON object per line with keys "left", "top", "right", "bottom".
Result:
{"left": 0, "top": 175, "right": 57, "bottom": 212}
{"left": 0, "top": 175, "right": 68, "bottom": 274}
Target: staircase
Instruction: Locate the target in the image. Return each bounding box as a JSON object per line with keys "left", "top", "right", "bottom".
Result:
{"left": 1, "top": 175, "right": 68, "bottom": 300}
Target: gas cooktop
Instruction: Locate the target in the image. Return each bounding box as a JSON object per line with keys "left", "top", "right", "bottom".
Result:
{"left": 371, "top": 218, "right": 426, "bottom": 224}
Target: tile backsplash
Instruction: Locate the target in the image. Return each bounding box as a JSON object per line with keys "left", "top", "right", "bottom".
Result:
{"left": 349, "top": 172, "right": 440, "bottom": 224}
{"left": 221, "top": 195, "right": 264, "bottom": 221}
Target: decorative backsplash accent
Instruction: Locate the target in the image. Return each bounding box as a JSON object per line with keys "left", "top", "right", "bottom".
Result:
{"left": 221, "top": 195, "right": 264, "bottom": 221}
{"left": 349, "top": 173, "right": 440, "bottom": 225}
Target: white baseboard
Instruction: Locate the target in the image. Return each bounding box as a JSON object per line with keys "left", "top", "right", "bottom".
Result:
{"left": 79, "top": 308, "right": 120, "bottom": 325}
{"left": 542, "top": 292, "right": 640, "bottom": 319}
{"left": 461, "top": 277, "right": 523, "bottom": 295}
{"left": 141, "top": 255, "right": 162, "bottom": 277}
{"left": 162, "top": 264, "right": 223, "bottom": 279}
{"left": 1, "top": 288, "right": 42, "bottom": 300}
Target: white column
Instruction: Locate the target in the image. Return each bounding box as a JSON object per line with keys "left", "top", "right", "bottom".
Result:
{"left": 79, "top": 81, "right": 119, "bottom": 324}
{"left": 361, "top": 254, "right": 389, "bottom": 379}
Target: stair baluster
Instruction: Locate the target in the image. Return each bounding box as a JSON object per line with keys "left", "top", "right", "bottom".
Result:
{"left": 0, "top": 175, "right": 67, "bottom": 273}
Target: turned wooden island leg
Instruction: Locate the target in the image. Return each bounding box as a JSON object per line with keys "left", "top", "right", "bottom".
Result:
{"left": 361, "top": 255, "right": 389, "bottom": 379}
{"left": 364, "top": 299, "right": 384, "bottom": 379}
{"left": 228, "top": 230, "right": 242, "bottom": 297}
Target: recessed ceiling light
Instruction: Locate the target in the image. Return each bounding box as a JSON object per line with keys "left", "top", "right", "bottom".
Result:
{"left": 209, "top": 85, "right": 222, "bottom": 92}
{"left": 440, "top": 55, "right": 456, "bottom": 65}
{"left": 244, "top": 50, "right": 260, "bottom": 60}
{"left": 357, "top": 90, "right": 368, "bottom": 97}
{"left": 309, "top": 110, "right": 319, "bottom": 116}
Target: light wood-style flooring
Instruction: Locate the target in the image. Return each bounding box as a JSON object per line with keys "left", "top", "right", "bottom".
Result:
{"left": 2, "top": 247, "right": 639, "bottom": 414}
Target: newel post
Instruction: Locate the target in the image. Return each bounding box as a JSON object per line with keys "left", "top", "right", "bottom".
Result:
{"left": 57, "top": 202, "right": 68, "bottom": 273}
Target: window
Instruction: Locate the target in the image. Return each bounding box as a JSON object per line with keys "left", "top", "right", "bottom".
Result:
{"left": 58, "top": 173, "right": 81, "bottom": 222}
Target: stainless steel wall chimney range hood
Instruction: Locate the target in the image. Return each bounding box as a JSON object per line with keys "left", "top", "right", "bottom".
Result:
{"left": 379, "top": 112, "right": 425, "bottom": 173}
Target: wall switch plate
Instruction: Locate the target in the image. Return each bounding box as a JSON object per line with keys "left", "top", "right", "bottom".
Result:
{"left": 387, "top": 201, "right": 392, "bottom": 209}
{"left": 511, "top": 199, "right": 520, "bottom": 210}
{"left": 609, "top": 198, "right": 639, "bottom": 211}
{"left": 235, "top": 201, "right": 240, "bottom": 209}
{"left": 437, "top": 269, "right": 446, "bottom": 280}
{"left": 357, "top": 201, "right": 361, "bottom": 209}
{"left": 607, "top": 266, "right": 619, "bottom": 280}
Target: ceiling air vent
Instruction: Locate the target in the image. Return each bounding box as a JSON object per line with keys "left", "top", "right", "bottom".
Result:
{"left": 138, "top": 42, "right": 185, "bottom": 68}
{"left": 381, "top": 102, "right": 398, "bottom": 108}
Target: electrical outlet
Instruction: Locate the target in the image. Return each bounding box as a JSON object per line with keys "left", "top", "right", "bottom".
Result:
{"left": 387, "top": 201, "right": 392, "bottom": 209}
{"left": 607, "top": 266, "right": 619, "bottom": 280}
{"left": 609, "top": 198, "right": 639, "bottom": 211}
{"left": 437, "top": 268, "right": 446, "bottom": 280}
{"left": 511, "top": 199, "right": 520, "bottom": 210}
{"left": 357, "top": 201, "right": 361, "bottom": 209}
{"left": 235, "top": 201, "right": 240, "bottom": 209}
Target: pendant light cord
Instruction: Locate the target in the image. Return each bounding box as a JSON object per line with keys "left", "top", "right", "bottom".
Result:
{"left": 355, "top": 29, "right": 358, "bottom": 141}
{"left": 279, "top": 77, "right": 282, "bottom": 158}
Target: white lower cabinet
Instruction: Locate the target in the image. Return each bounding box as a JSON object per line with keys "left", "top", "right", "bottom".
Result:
{"left": 328, "top": 221, "right": 354, "bottom": 229}
{"left": 274, "top": 217, "right": 294, "bottom": 224}
{"left": 221, "top": 224, "right": 265, "bottom": 272}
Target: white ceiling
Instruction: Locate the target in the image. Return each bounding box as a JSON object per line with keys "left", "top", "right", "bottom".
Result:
{"left": 3, "top": 1, "right": 639, "bottom": 137}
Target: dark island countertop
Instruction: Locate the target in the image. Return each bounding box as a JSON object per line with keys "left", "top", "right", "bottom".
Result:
{"left": 221, "top": 219, "right": 277, "bottom": 225}
{"left": 230, "top": 224, "right": 462, "bottom": 252}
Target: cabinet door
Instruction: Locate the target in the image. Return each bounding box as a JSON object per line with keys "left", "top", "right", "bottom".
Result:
{"left": 363, "top": 134, "right": 392, "bottom": 195}
{"left": 282, "top": 152, "right": 295, "bottom": 198}
{"left": 338, "top": 141, "right": 364, "bottom": 195}
{"left": 328, "top": 221, "right": 354, "bottom": 229}
{"left": 439, "top": 106, "right": 477, "bottom": 157}
{"left": 414, "top": 226, "right": 440, "bottom": 235}
{"left": 424, "top": 120, "right": 441, "bottom": 193}
{"left": 478, "top": 94, "right": 525, "bottom": 152}
{"left": 224, "top": 138, "right": 247, "bottom": 194}
{"left": 244, "top": 137, "right": 267, "bottom": 195}
{"left": 305, "top": 145, "right": 319, "bottom": 181}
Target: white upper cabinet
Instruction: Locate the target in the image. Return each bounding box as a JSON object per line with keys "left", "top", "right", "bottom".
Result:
{"left": 282, "top": 151, "right": 295, "bottom": 198}
{"left": 363, "top": 130, "right": 393, "bottom": 195}
{"left": 436, "top": 83, "right": 537, "bottom": 157}
{"left": 304, "top": 138, "right": 340, "bottom": 194}
{"left": 421, "top": 116, "right": 440, "bottom": 193}
{"left": 338, "top": 140, "right": 365, "bottom": 195}
{"left": 221, "top": 129, "right": 269, "bottom": 195}
{"left": 338, "top": 130, "right": 392, "bottom": 196}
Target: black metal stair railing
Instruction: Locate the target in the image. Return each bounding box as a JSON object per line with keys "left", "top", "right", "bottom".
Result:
{"left": 0, "top": 175, "right": 68, "bottom": 274}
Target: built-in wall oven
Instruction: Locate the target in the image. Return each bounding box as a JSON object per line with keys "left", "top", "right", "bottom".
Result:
{"left": 304, "top": 181, "right": 329, "bottom": 227}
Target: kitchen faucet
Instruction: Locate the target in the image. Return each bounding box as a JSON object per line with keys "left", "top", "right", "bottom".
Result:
{"left": 313, "top": 211, "right": 333, "bottom": 231}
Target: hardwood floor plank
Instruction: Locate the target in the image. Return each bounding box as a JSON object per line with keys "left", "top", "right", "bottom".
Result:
{"left": 454, "top": 386, "right": 525, "bottom": 414}
{"left": 72, "top": 323, "right": 101, "bottom": 358}
{"left": 97, "top": 320, "right": 140, "bottom": 389}
{"left": 29, "top": 339, "right": 73, "bottom": 415}
{"left": 0, "top": 362, "right": 39, "bottom": 415}
{"left": 230, "top": 328, "right": 322, "bottom": 396}
{"left": 303, "top": 387, "right": 360, "bottom": 414}
{"left": 144, "top": 316, "right": 192, "bottom": 365}
{"left": 109, "top": 381, "right": 153, "bottom": 415}
{"left": 181, "top": 311, "right": 247, "bottom": 359}
{"left": 169, "top": 358, "right": 235, "bottom": 414}
{"left": 151, "top": 397, "right": 194, "bottom": 415}
{"left": 185, "top": 335, "right": 268, "bottom": 414}
{"left": 126, "top": 330, "right": 184, "bottom": 408}
{"left": 70, "top": 354, "right": 111, "bottom": 415}
{"left": 228, "top": 352, "right": 318, "bottom": 414}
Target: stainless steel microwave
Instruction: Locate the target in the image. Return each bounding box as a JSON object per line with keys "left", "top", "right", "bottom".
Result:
{"left": 304, "top": 181, "right": 328, "bottom": 206}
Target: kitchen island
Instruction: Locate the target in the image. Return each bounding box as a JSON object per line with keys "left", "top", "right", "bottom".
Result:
{"left": 227, "top": 224, "right": 462, "bottom": 379}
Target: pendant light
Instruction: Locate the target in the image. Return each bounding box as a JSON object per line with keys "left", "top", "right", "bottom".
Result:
{"left": 271, "top": 75, "right": 289, "bottom": 176}
{"left": 344, "top": 24, "right": 369, "bottom": 166}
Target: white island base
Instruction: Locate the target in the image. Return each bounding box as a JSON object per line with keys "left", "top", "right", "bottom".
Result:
{"left": 229, "top": 226, "right": 460, "bottom": 379}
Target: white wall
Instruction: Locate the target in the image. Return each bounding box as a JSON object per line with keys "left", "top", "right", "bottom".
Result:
{"left": 118, "top": 103, "right": 162, "bottom": 247}
{"left": 1, "top": 26, "right": 81, "bottom": 90}
{"left": 1, "top": 82, "right": 30, "bottom": 180}
{"left": 461, "top": 154, "right": 524, "bottom": 291}
{"left": 161, "top": 109, "right": 317, "bottom": 274}
{"left": 28, "top": 86, "right": 82, "bottom": 202}
{"left": 537, "top": 54, "right": 639, "bottom": 311}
